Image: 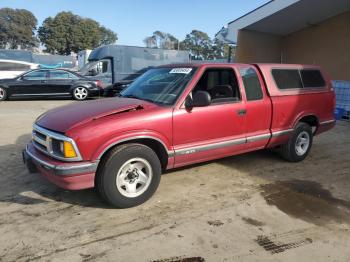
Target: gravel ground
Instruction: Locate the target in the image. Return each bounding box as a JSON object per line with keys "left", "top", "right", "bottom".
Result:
{"left": 0, "top": 99, "right": 350, "bottom": 262}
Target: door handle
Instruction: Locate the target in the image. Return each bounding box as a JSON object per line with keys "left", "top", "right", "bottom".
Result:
{"left": 237, "top": 109, "right": 247, "bottom": 116}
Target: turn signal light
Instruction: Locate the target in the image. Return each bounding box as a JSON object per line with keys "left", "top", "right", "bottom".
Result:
{"left": 63, "top": 141, "right": 77, "bottom": 158}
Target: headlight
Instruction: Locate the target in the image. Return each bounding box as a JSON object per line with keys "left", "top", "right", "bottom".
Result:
{"left": 51, "top": 139, "right": 78, "bottom": 158}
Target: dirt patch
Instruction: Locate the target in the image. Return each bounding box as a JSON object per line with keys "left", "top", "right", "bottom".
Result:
{"left": 152, "top": 257, "right": 205, "bottom": 262}
{"left": 207, "top": 220, "right": 224, "bottom": 226}
{"left": 242, "top": 217, "right": 265, "bottom": 227}
{"left": 256, "top": 235, "right": 312, "bottom": 254}
{"left": 261, "top": 180, "right": 350, "bottom": 225}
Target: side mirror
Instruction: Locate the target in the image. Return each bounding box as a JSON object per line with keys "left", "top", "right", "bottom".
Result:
{"left": 185, "top": 91, "right": 211, "bottom": 110}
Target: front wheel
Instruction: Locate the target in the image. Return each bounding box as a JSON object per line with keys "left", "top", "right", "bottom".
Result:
{"left": 280, "top": 122, "right": 313, "bottom": 162}
{"left": 0, "top": 87, "right": 8, "bottom": 101}
{"left": 96, "top": 143, "right": 162, "bottom": 208}
{"left": 72, "top": 86, "right": 89, "bottom": 100}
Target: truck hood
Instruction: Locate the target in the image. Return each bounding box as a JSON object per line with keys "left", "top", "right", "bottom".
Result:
{"left": 36, "top": 98, "right": 151, "bottom": 133}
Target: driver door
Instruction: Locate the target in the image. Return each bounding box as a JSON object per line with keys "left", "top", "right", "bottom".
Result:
{"left": 172, "top": 67, "right": 247, "bottom": 167}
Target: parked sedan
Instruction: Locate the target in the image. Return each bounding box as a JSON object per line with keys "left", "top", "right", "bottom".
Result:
{"left": 0, "top": 69, "right": 103, "bottom": 101}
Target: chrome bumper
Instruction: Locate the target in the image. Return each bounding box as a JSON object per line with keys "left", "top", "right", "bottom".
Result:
{"left": 23, "top": 144, "right": 99, "bottom": 176}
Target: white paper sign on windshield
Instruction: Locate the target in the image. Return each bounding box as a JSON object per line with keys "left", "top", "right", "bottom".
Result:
{"left": 169, "top": 68, "right": 192, "bottom": 74}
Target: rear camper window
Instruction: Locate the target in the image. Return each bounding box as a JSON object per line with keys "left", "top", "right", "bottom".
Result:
{"left": 272, "top": 68, "right": 326, "bottom": 90}
{"left": 272, "top": 69, "right": 303, "bottom": 90}
{"left": 300, "top": 70, "right": 325, "bottom": 88}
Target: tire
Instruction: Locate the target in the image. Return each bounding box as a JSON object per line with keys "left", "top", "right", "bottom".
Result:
{"left": 96, "top": 143, "right": 162, "bottom": 208}
{"left": 0, "top": 87, "right": 8, "bottom": 101}
{"left": 280, "top": 122, "right": 313, "bottom": 162}
{"left": 72, "top": 86, "right": 89, "bottom": 100}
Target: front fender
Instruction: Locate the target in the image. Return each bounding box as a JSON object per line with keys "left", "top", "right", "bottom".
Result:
{"left": 90, "top": 130, "right": 173, "bottom": 160}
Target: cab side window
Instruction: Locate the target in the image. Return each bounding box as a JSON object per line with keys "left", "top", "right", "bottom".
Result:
{"left": 240, "top": 67, "right": 263, "bottom": 101}
{"left": 193, "top": 68, "right": 240, "bottom": 104}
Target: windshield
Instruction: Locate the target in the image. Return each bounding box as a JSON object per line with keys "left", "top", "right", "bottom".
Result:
{"left": 120, "top": 67, "right": 196, "bottom": 105}
{"left": 79, "top": 60, "right": 110, "bottom": 76}
{"left": 79, "top": 61, "right": 98, "bottom": 76}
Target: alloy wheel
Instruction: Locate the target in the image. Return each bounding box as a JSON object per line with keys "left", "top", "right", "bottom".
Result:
{"left": 295, "top": 131, "right": 310, "bottom": 156}
{"left": 74, "top": 87, "right": 88, "bottom": 100}
{"left": 115, "top": 158, "right": 153, "bottom": 198}
{"left": 0, "top": 88, "right": 5, "bottom": 99}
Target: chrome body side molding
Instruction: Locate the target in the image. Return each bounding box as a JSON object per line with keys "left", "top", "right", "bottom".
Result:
{"left": 319, "top": 119, "right": 336, "bottom": 125}
{"left": 174, "top": 128, "right": 295, "bottom": 156}
{"left": 175, "top": 138, "right": 246, "bottom": 156}
{"left": 271, "top": 129, "right": 294, "bottom": 138}
{"left": 12, "top": 93, "right": 70, "bottom": 96}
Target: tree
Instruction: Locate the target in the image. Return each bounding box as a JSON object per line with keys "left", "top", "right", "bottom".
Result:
{"left": 180, "top": 30, "right": 213, "bottom": 60}
{"left": 143, "top": 36, "right": 157, "bottom": 48}
{"left": 211, "top": 38, "right": 235, "bottom": 61}
{"left": 143, "top": 31, "right": 179, "bottom": 49}
{"left": 99, "top": 26, "right": 118, "bottom": 46}
{"left": 0, "top": 8, "right": 38, "bottom": 49}
{"left": 38, "top": 11, "right": 117, "bottom": 55}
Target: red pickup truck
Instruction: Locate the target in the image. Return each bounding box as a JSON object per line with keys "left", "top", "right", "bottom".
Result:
{"left": 23, "top": 63, "right": 335, "bottom": 208}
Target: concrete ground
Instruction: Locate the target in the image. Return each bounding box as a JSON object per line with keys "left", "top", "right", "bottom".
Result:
{"left": 0, "top": 99, "right": 350, "bottom": 262}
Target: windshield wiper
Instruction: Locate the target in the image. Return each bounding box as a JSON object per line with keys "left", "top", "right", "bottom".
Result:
{"left": 120, "top": 94, "right": 159, "bottom": 105}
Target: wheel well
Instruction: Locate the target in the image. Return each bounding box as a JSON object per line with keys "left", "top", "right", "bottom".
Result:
{"left": 298, "top": 115, "right": 319, "bottom": 133}
{"left": 71, "top": 86, "right": 87, "bottom": 92}
{"left": 100, "top": 138, "right": 169, "bottom": 171}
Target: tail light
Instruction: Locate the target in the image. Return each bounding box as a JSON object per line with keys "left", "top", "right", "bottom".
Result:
{"left": 95, "top": 80, "right": 103, "bottom": 88}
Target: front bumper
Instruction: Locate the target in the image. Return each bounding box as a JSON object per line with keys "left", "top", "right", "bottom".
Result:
{"left": 23, "top": 142, "right": 98, "bottom": 190}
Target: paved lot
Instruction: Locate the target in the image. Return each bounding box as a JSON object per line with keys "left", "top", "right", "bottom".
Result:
{"left": 0, "top": 99, "right": 350, "bottom": 262}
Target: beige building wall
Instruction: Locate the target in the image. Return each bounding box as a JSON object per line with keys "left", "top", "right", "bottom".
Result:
{"left": 235, "top": 30, "right": 282, "bottom": 63}
{"left": 236, "top": 10, "right": 350, "bottom": 80}
{"left": 282, "top": 10, "right": 350, "bottom": 80}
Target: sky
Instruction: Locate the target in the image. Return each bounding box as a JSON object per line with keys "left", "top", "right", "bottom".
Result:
{"left": 1, "top": 0, "right": 269, "bottom": 46}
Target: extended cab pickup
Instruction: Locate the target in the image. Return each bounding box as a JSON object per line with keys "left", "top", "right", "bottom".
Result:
{"left": 23, "top": 63, "right": 336, "bottom": 208}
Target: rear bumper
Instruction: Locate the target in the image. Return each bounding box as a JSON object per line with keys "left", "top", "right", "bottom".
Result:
{"left": 88, "top": 88, "right": 102, "bottom": 97}
{"left": 315, "top": 119, "right": 336, "bottom": 135}
{"left": 23, "top": 143, "right": 98, "bottom": 190}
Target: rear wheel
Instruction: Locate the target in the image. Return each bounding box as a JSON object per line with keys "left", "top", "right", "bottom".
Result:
{"left": 0, "top": 87, "right": 7, "bottom": 101}
{"left": 96, "top": 143, "right": 161, "bottom": 208}
{"left": 280, "top": 122, "right": 313, "bottom": 162}
{"left": 72, "top": 87, "right": 88, "bottom": 100}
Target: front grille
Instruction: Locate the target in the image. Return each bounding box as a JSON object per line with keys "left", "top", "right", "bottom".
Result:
{"left": 33, "top": 140, "right": 47, "bottom": 151}
{"left": 34, "top": 130, "right": 46, "bottom": 141}
{"left": 32, "top": 129, "right": 50, "bottom": 154}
